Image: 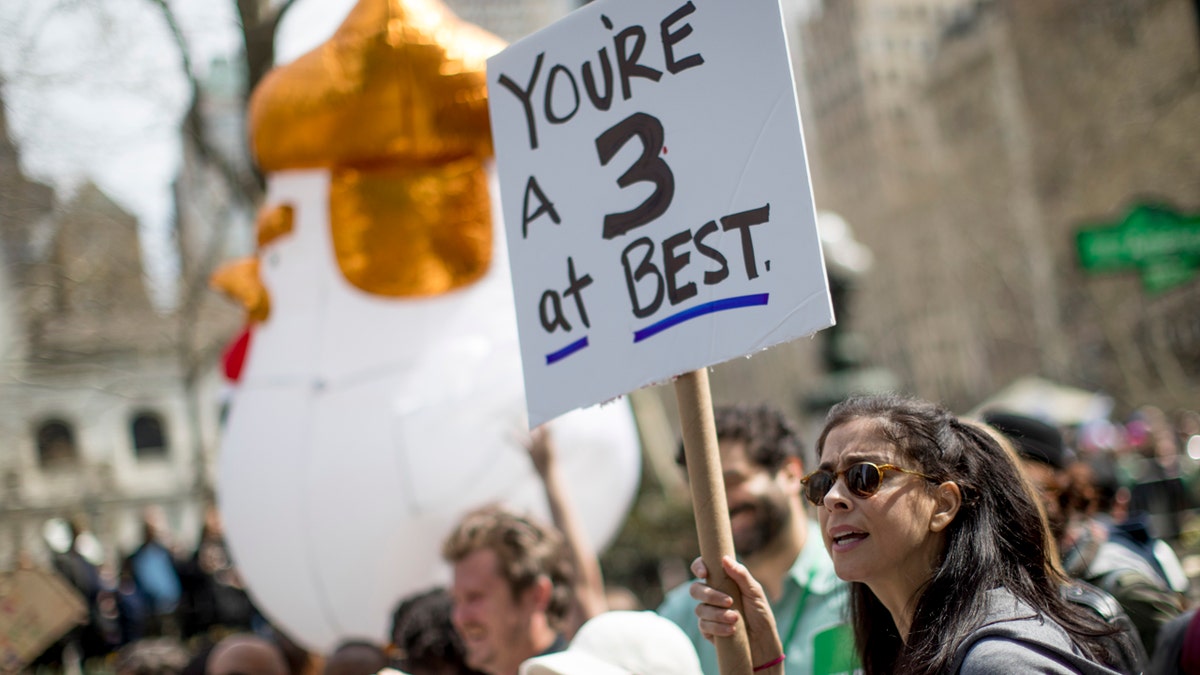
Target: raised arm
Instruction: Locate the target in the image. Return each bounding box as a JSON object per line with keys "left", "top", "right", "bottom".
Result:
{"left": 525, "top": 424, "right": 608, "bottom": 636}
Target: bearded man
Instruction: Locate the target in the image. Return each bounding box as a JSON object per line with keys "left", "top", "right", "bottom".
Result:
{"left": 657, "top": 405, "right": 853, "bottom": 675}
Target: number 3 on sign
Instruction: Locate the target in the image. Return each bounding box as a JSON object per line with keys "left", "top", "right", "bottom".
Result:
{"left": 595, "top": 112, "right": 674, "bottom": 240}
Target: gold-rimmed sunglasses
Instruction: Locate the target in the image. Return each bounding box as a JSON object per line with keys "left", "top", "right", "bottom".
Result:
{"left": 801, "top": 462, "right": 934, "bottom": 506}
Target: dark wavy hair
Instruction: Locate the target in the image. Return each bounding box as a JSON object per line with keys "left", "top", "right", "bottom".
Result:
{"left": 441, "top": 504, "right": 574, "bottom": 627}
{"left": 390, "top": 587, "right": 485, "bottom": 675}
{"left": 816, "top": 394, "right": 1117, "bottom": 674}
{"left": 675, "top": 403, "right": 806, "bottom": 473}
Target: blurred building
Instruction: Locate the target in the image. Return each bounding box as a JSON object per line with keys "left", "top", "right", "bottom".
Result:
{"left": 0, "top": 82, "right": 238, "bottom": 569}
{"left": 795, "top": 0, "right": 1200, "bottom": 413}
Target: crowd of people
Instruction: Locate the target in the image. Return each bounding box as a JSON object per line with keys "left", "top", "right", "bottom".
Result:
{"left": 27, "top": 505, "right": 262, "bottom": 672}
{"left": 18, "top": 395, "right": 1200, "bottom": 675}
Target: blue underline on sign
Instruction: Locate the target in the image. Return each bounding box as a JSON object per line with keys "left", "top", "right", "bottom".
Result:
{"left": 633, "top": 293, "right": 770, "bottom": 343}
{"left": 546, "top": 336, "right": 589, "bottom": 365}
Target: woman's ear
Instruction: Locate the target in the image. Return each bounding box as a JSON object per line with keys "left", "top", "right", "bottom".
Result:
{"left": 929, "top": 481, "right": 962, "bottom": 532}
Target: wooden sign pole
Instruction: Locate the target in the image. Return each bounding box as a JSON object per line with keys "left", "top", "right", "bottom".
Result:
{"left": 674, "top": 368, "right": 754, "bottom": 675}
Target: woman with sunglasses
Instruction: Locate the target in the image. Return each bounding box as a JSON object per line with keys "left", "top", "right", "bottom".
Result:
{"left": 692, "top": 394, "right": 1126, "bottom": 674}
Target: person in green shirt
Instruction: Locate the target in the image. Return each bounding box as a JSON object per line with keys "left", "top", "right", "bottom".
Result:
{"left": 656, "top": 405, "right": 855, "bottom": 675}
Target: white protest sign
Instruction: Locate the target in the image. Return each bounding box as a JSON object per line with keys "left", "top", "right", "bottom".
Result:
{"left": 489, "top": 0, "right": 833, "bottom": 426}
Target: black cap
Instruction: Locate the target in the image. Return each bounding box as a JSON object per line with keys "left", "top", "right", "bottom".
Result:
{"left": 982, "top": 410, "right": 1068, "bottom": 470}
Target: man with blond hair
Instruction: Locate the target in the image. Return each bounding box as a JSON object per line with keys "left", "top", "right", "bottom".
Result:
{"left": 442, "top": 505, "right": 573, "bottom": 675}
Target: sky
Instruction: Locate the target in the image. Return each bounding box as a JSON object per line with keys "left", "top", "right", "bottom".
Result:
{"left": 0, "top": 0, "right": 356, "bottom": 308}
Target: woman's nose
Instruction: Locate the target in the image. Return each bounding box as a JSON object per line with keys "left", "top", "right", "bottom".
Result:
{"left": 823, "top": 477, "right": 853, "bottom": 511}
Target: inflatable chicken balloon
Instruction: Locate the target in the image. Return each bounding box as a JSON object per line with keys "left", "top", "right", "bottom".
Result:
{"left": 210, "top": 0, "right": 641, "bottom": 653}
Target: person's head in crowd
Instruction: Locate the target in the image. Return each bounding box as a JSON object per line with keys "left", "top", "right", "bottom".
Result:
{"left": 200, "top": 503, "right": 225, "bottom": 542}
{"left": 1064, "top": 460, "right": 1100, "bottom": 517}
{"left": 981, "top": 409, "right": 1071, "bottom": 539}
{"left": 811, "top": 394, "right": 1118, "bottom": 673}
{"left": 323, "top": 641, "right": 389, "bottom": 675}
{"left": 442, "top": 505, "right": 573, "bottom": 675}
{"left": 1087, "top": 454, "right": 1128, "bottom": 516}
{"left": 180, "top": 643, "right": 215, "bottom": 675}
{"left": 390, "top": 587, "right": 484, "bottom": 675}
{"left": 141, "top": 505, "right": 171, "bottom": 545}
{"left": 1177, "top": 410, "right": 1200, "bottom": 441}
{"left": 1126, "top": 417, "right": 1152, "bottom": 456}
{"left": 1178, "top": 410, "right": 1200, "bottom": 464}
{"left": 115, "top": 638, "right": 191, "bottom": 675}
{"left": 1152, "top": 421, "right": 1183, "bottom": 467}
{"left": 207, "top": 633, "right": 290, "bottom": 675}
{"left": 269, "top": 627, "right": 322, "bottom": 675}
{"left": 1127, "top": 404, "right": 1179, "bottom": 462}
{"left": 68, "top": 513, "right": 89, "bottom": 547}
{"left": 518, "top": 611, "right": 702, "bottom": 675}
{"left": 675, "top": 404, "right": 807, "bottom": 560}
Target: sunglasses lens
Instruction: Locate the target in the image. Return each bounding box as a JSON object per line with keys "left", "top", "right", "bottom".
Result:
{"left": 846, "top": 463, "right": 883, "bottom": 498}
{"left": 804, "top": 472, "right": 834, "bottom": 505}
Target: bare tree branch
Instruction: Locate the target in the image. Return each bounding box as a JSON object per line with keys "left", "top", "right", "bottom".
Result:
{"left": 238, "top": 0, "right": 301, "bottom": 95}
{"left": 149, "top": 0, "right": 262, "bottom": 209}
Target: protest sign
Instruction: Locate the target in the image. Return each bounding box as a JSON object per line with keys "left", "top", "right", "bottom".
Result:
{"left": 0, "top": 568, "right": 88, "bottom": 673}
{"left": 490, "top": 2, "right": 830, "bottom": 671}
{"left": 488, "top": 0, "right": 833, "bottom": 427}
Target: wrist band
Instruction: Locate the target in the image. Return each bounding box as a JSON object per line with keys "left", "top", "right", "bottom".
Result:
{"left": 753, "top": 654, "right": 785, "bottom": 672}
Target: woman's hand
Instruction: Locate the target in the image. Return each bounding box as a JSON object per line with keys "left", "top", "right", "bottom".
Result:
{"left": 689, "top": 556, "right": 784, "bottom": 670}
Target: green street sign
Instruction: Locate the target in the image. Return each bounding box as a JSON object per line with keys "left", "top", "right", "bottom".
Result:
{"left": 1076, "top": 204, "right": 1200, "bottom": 292}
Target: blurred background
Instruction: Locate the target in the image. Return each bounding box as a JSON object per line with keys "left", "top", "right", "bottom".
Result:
{"left": 0, "top": 0, "right": 1197, "bottom": 667}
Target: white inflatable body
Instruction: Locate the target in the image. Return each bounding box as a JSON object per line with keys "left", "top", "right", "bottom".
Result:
{"left": 217, "top": 169, "right": 641, "bottom": 652}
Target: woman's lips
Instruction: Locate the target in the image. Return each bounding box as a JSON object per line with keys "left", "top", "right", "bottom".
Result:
{"left": 827, "top": 525, "right": 868, "bottom": 551}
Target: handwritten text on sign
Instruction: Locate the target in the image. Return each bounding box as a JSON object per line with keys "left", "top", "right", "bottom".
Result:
{"left": 489, "top": 0, "right": 834, "bottom": 426}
